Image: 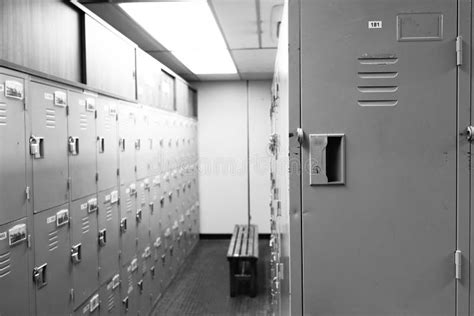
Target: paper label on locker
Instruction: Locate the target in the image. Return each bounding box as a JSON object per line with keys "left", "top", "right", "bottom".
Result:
{"left": 109, "top": 106, "right": 117, "bottom": 116}
{"left": 105, "top": 194, "right": 111, "bottom": 203}
{"left": 110, "top": 190, "right": 119, "bottom": 203}
{"left": 78, "top": 99, "right": 86, "bottom": 107}
{"left": 44, "top": 93, "right": 54, "bottom": 101}
{"left": 81, "top": 203, "right": 88, "bottom": 211}
{"left": 5, "top": 80, "right": 24, "bottom": 100}
{"left": 8, "top": 224, "right": 27, "bottom": 246}
{"left": 0, "top": 232, "right": 7, "bottom": 241}
{"left": 56, "top": 209, "right": 69, "bottom": 226}
{"left": 368, "top": 20, "right": 382, "bottom": 29}
{"left": 54, "top": 91, "right": 67, "bottom": 107}
{"left": 47, "top": 215, "right": 56, "bottom": 224}
{"left": 86, "top": 98, "right": 96, "bottom": 112}
{"left": 0, "top": 84, "right": 4, "bottom": 93}
{"left": 125, "top": 188, "right": 130, "bottom": 195}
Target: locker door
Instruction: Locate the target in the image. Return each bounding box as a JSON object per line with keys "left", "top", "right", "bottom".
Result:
{"left": 0, "top": 73, "right": 27, "bottom": 226}
{"left": 120, "top": 258, "right": 139, "bottom": 316}
{"left": 70, "top": 195, "right": 99, "bottom": 310}
{"left": 68, "top": 91, "right": 97, "bottom": 201}
{"left": 118, "top": 103, "right": 136, "bottom": 185}
{"left": 136, "top": 109, "right": 152, "bottom": 180}
{"left": 73, "top": 292, "right": 100, "bottom": 316}
{"left": 136, "top": 179, "right": 151, "bottom": 255}
{"left": 300, "top": 1, "right": 457, "bottom": 315}
{"left": 30, "top": 82, "right": 69, "bottom": 213}
{"left": 96, "top": 97, "right": 118, "bottom": 192}
{"left": 34, "top": 205, "right": 72, "bottom": 316}
{"left": 99, "top": 274, "right": 121, "bottom": 315}
{"left": 137, "top": 250, "right": 153, "bottom": 315}
{"left": 0, "top": 218, "right": 29, "bottom": 315}
{"left": 120, "top": 183, "right": 138, "bottom": 264}
{"left": 98, "top": 189, "right": 120, "bottom": 285}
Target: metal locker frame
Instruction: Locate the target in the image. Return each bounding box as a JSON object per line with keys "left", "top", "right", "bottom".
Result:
{"left": 67, "top": 90, "right": 98, "bottom": 201}
{"left": 70, "top": 194, "right": 100, "bottom": 310}
{"left": 0, "top": 69, "right": 28, "bottom": 226}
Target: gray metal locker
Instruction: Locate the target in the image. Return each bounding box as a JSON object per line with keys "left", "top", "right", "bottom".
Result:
{"left": 0, "top": 72, "right": 28, "bottom": 226}
{"left": 298, "top": 0, "right": 457, "bottom": 314}
{"left": 136, "top": 179, "right": 151, "bottom": 255}
{"left": 120, "top": 183, "right": 138, "bottom": 264}
{"left": 68, "top": 90, "right": 98, "bottom": 201}
{"left": 118, "top": 103, "right": 136, "bottom": 185}
{"left": 150, "top": 235, "right": 163, "bottom": 305}
{"left": 137, "top": 249, "right": 153, "bottom": 315}
{"left": 135, "top": 109, "right": 151, "bottom": 180}
{"left": 30, "top": 81, "right": 69, "bottom": 213}
{"left": 96, "top": 96, "right": 119, "bottom": 192}
{"left": 150, "top": 112, "right": 161, "bottom": 176}
{"left": 98, "top": 274, "right": 121, "bottom": 315}
{"left": 73, "top": 292, "right": 100, "bottom": 316}
{"left": 0, "top": 217, "right": 30, "bottom": 315}
{"left": 120, "top": 258, "right": 139, "bottom": 316}
{"left": 98, "top": 189, "right": 120, "bottom": 285}
{"left": 70, "top": 195, "right": 100, "bottom": 310}
{"left": 33, "top": 204, "right": 72, "bottom": 316}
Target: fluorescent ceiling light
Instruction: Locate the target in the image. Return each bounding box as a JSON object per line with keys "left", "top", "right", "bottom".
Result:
{"left": 120, "top": 1, "right": 237, "bottom": 75}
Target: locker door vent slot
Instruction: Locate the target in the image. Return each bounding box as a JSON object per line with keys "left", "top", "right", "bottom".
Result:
{"left": 0, "top": 102, "right": 7, "bottom": 126}
{"left": 0, "top": 251, "right": 11, "bottom": 278}
{"left": 309, "top": 134, "right": 345, "bottom": 185}
{"left": 45, "top": 108, "right": 56, "bottom": 128}
{"left": 79, "top": 113, "right": 88, "bottom": 130}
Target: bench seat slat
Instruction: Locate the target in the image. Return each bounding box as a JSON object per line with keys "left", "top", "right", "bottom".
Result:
{"left": 252, "top": 225, "right": 258, "bottom": 258}
{"left": 241, "top": 225, "right": 248, "bottom": 256}
{"left": 227, "top": 225, "right": 240, "bottom": 257}
{"left": 233, "top": 225, "right": 244, "bottom": 257}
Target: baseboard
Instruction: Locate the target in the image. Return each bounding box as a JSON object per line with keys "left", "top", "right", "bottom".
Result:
{"left": 199, "top": 233, "right": 270, "bottom": 240}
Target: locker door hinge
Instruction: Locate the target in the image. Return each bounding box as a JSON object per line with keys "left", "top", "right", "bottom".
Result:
{"left": 27, "top": 234, "right": 31, "bottom": 248}
{"left": 117, "top": 169, "right": 120, "bottom": 176}
{"left": 67, "top": 178, "right": 71, "bottom": 191}
{"left": 456, "top": 36, "right": 463, "bottom": 66}
{"left": 455, "top": 250, "right": 462, "bottom": 280}
{"left": 24, "top": 95, "right": 28, "bottom": 111}
{"left": 70, "top": 288, "right": 74, "bottom": 302}
{"left": 25, "top": 186, "right": 31, "bottom": 200}
{"left": 95, "top": 172, "right": 99, "bottom": 182}
{"left": 94, "top": 110, "right": 97, "bottom": 119}
{"left": 66, "top": 106, "right": 69, "bottom": 116}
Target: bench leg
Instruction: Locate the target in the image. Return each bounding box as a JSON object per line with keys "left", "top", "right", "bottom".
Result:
{"left": 249, "top": 260, "right": 257, "bottom": 297}
{"left": 229, "top": 260, "right": 237, "bottom": 297}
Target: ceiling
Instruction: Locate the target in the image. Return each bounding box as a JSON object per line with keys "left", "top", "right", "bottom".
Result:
{"left": 81, "top": 0, "right": 284, "bottom": 81}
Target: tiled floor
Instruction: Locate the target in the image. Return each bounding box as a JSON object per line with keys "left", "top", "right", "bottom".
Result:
{"left": 151, "top": 239, "right": 271, "bottom": 316}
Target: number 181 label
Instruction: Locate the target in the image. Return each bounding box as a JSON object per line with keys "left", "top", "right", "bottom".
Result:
{"left": 368, "top": 20, "right": 382, "bottom": 29}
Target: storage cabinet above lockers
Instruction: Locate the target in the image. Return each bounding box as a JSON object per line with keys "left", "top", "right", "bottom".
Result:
{"left": 136, "top": 49, "right": 162, "bottom": 108}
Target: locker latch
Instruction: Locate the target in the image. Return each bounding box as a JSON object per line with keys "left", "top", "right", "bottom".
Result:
{"left": 68, "top": 136, "right": 79, "bottom": 155}
{"left": 137, "top": 279, "right": 144, "bottom": 293}
{"left": 29, "top": 136, "right": 44, "bottom": 159}
{"left": 33, "top": 263, "right": 48, "bottom": 288}
{"left": 71, "top": 243, "right": 82, "bottom": 264}
{"left": 150, "top": 266, "right": 155, "bottom": 279}
{"left": 98, "top": 229, "right": 107, "bottom": 246}
{"left": 120, "top": 218, "right": 127, "bottom": 233}
{"left": 119, "top": 138, "right": 126, "bottom": 152}
{"left": 149, "top": 202, "right": 154, "bottom": 214}
{"left": 122, "top": 296, "right": 129, "bottom": 311}
{"left": 455, "top": 250, "right": 462, "bottom": 280}
{"left": 135, "top": 139, "right": 141, "bottom": 151}
{"left": 98, "top": 136, "right": 105, "bottom": 153}
{"left": 136, "top": 209, "right": 143, "bottom": 222}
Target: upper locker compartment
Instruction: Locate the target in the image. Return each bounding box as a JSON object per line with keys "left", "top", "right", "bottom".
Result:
{"left": 30, "top": 80, "right": 69, "bottom": 213}
{"left": 135, "top": 106, "right": 151, "bottom": 180}
{"left": 0, "top": 70, "right": 27, "bottom": 226}
{"left": 96, "top": 96, "right": 119, "bottom": 192}
{"left": 68, "top": 90, "right": 98, "bottom": 201}
{"left": 118, "top": 102, "right": 137, "bottom": 185}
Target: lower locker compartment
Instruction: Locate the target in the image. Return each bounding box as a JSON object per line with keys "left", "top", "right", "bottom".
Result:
{"left": 99, "top": 273, "right": 121, "bottom": 315}
{"left": 121, "top": 258, "right": 139, "bottom": 316}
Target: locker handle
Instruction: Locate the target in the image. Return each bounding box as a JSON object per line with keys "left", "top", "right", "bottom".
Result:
{"left": 150, "top": 266, "right": 155, "bottom": 278}
{"left": 122, "top": 296, "right": 129, "bottom": 311}
{"left": 137, "top": 279, "right": 144, "bottom": 293}
{"left": 98, "top": 229, "right": 107, "bottom": 246}
{"left": 119, "top": 138, "right": 126, "bottom": 152}
{"left": 33, "top": 263, "right": 48, "bottom": 288}
{"left": 98, "top": 136, "right": 105, "bottom": 153}
{"left": 29, "top": 136, "right": 44, "bottom": 159}
{"left": 68, "top": 136, "right": 79, "bottom": 155}
{"left": 135, "top": 139, "right": 141, "bottom": 151}
{"left": 136, "top": 209, "right": 142, "bottom": 222}
{"left": 71, "top": 243, "right": 82, "bottom": 264}
{"left": 120, "top": 218, "right": 127, "bottom": 233}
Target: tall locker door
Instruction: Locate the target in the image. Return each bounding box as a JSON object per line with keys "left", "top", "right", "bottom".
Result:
{"left": 70, "top": 195, "right": 99, "bottom": 310}
{"left": 96, "top": 97, "right": 119, "bottom": 192}
{"left": 120, "top": 183, "right": 138, "bottom": 264}
{"left": 299, "top": 1, "right": 457, "bottom": 315}
{"left": 98, "top": 189, "right": 120, "bottom": 285}
{"left": 136, "top": 179, "right": 151, "bottom": 255}
{"left": 137, "top": 249, "right": 152, "bottom": 315}
{"left": 0, "top": 218, "right": 29, "bottom": 315}
{"left": 150, "top": 111, "right": 161, "bottom": 176}
{"left": 0, "top": 73, "right": 27, "bottom": 226}
{"left": 120, "top": 258, "right": 139, "bottom": 316}
{"left": 135, "top": 109, "right": 149, "bottom": 180}
{"left": 118, "top": 103, "right": 136, "bottom": 185}
{"left": 30, "top": 82, "right": 69, "bottom": 213}
{"left": 68, "top": 91, "right": 97, "bottom": 201}
{"left": 33, "top": 205, "right": 72, "bottom": 316}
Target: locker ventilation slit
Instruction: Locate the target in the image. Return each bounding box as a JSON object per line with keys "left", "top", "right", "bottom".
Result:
{"left": 105, "top": 115, "right": 111, "bottom": 131}
{"left": 106, "top": 204, "right": 113, "bottom": 221}
{"left": 0, "top": 103, "right": 7, "bottom": 126}
{"left": 0, "top": 251, "right": 11, "bottom": 278}
{"left": 79, "top": 113, "right": 88, "bottom": 130}
{"left": 45, "top": 108, "right": 56, "bottom": 128}
{"left": 107, "top": 293, "right": 115, "bottom": 311}
{"left": 48, "top": 231, "right": 59, "bottom": 252}
{"left": 82, "top": 216, "right": 90, "bottom": 234}
{"left": 357, "top": 54, "right": 399, "bottom": 107}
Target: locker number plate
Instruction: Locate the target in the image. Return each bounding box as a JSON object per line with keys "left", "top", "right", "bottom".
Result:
{"left": 368, "top": 21, "right": 382, "bottom": 29}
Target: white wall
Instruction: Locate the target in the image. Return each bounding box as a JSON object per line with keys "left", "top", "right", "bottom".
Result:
{"left": 194, "top": 80, "right": 271, "bottom": 234}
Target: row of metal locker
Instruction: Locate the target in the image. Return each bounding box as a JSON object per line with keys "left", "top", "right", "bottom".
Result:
{"left": 0, "top": 67, "right": 200, "bottom": 315}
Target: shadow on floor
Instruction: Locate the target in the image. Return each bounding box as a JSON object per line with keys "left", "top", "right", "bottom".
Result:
{"left": 151, "top": 239, "right": 271, "bottom": 316}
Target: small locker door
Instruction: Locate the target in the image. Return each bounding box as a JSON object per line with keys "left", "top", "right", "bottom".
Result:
{"left": 33, "top": 204, "right": 72, "bottom": 316}
{"left": 98, "top": 274, "right": 121, "bottom": 315}
{"left": 300, "top": 0, "right": 457, "bottom": 314}
{"left": 120, "top": 258, "right": 139, "bottom": 316}
{"left": 96, "top": 96, "right": 118, "bottom": 192}
{"left": 118, "top": 103, "right": 136, "bottom": 185}
{"left": 136, "top": 179, "right": 151, "bottom": 255}
{"left": 135, "top": 109, "right": 151, "bottom": 180}
{"left": 98, "top": 189, "right": 120, "bottom": 285}
{"left": 68, "top": 91, "right": 97, "bottom": 201}
{"left": 0, "top": 218, "right": 30, "bottom": 315}
{"left": 120, "top": 183, "right": 138, "bottom": 264}
{"left": 30, "top": 81, "right": 69, "bottom": 213}
{"left": 70, "top": 195, "right": 99, "bottom": 310}
{"left": 0, "top": 72, "right": 27, "bottom": 226}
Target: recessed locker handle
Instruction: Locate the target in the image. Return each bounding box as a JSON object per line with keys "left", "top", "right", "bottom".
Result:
{"left": 71, "top": 244, "right": 82, "bottom": 264}
{"left": 119, "top": 138, "right": 126, "bottom": 152}
{"left": 68, "top": 136, "right": 79, "bottom": 155}
{"left": 98, "top": 229, "right": 107, "bottom": 246}
{"left": 98, "top": 136, "right": 105, "bottom": 153}
{"left": 309, "top": 134, "right": 345, "bottom": 185}
{"left": 29, "top": 136, "right": 44, "bottom": 159}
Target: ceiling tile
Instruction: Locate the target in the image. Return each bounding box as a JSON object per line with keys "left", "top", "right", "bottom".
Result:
{"left": 210, "top": 0, "right": 259, "bottom": 49}
{"left": 232, "top": 49, "right": 276, "bottom": 74}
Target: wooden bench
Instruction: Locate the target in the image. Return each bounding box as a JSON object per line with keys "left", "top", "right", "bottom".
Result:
{"left": 227, "top": 224, "right": 259, "bottom": 297}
